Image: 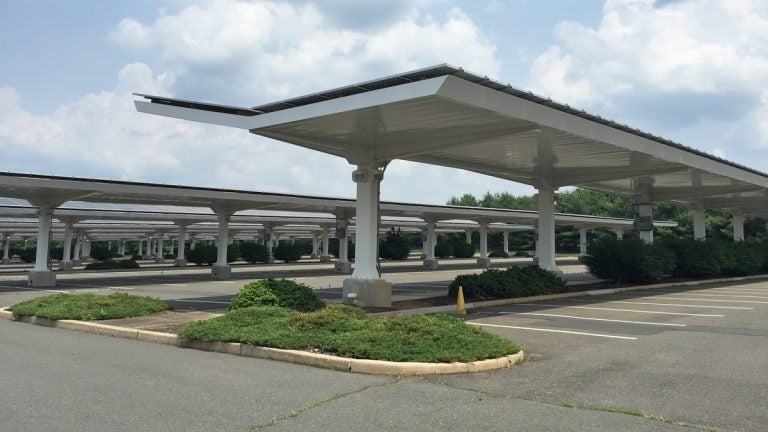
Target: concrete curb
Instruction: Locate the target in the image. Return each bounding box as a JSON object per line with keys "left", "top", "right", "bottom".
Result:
{"left": 376, "top": 273, "right": 768, "bottom": 317}
{"left": 0, "top": 307, "right": 524, "bottom": 376}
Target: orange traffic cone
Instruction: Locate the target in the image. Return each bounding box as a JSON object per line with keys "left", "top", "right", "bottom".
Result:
{"left": 456, "top": 286, "right": 466, "bottom": 315}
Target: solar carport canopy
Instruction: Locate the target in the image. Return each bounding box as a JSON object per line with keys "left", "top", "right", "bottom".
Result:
{"left": 136, "top": 64, "right": 768, "bottom": 214}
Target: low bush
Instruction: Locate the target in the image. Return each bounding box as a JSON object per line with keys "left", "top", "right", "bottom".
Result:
{"left": 513, "top": 251, "right": 531, "bottom": 257}
{"left": 18, "top": 248, "right": 36, "bottom": 263}
{"left": 187, "top": 243, "right": 241, "bottom": 264}
{"left": 329, "top": 238, "right": 355, "bottom": 259}
{"left": 84, "top": 260, "right": 140, "bottom": 270}
{"left": 448, "top": 266, "right": 567, "bottom": 300}
{"left": 89, "top": 244, "right": 117, "bottom": 262}
{"left": 583, "top": 237, "right": 675, "bottom": 284}
{"left": 379, "top": 228, "right": 410, "bottom": 260}
{"left": 9, "top": 292, "right": 168, "bottom": 320}
{"left": 240, "top": 242, "right": 270, "bottom": 263}
{"left": 163, "top": 253, "right": 175, "bottom": 260}
{"left": 179, "top": 305, "right": 520, "bottom": 363}
{"left": 131, "top": 253, "right": 144, "bottom": 260}
{"left": 230, "top": 278, "right": 324, "bottom": 312}
{"left": 451, "top": 241, "right": 476, "bottom": 258}
{"left": 434, "top": 240, "right": 454, "bottom": 258}
{"left": 273, "top": 242, "right": 303, "bottom": 263}
{"left": 720, "top": 241, "right": 765, "bottom": 276}
{"left": 662, "top": 238, "right": 723, "bottom": 278}
{"left": 488, "top": 250, "right": 509, "bottom": 258}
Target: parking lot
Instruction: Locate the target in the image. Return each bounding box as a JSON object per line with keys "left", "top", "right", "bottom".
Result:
{"left": 2, "top": 265, "right": 767, "bottom": 430}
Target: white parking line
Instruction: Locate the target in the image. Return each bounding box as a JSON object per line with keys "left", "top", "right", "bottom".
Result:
{"left": 644, "top": 296, "right": 768, "bottom": 304}
{"left": 508, "top": 303, "right": 722, "bottom": 317}
{"left": 706, "top": 288, "right": 768, "bottom": 294}
{"left": 162, "top": 284, "right": 190, "bottom": 287}
{"left": 7, "top": 286, "right": 69, "bottom": 294}
{"left": 637, "top": 291, "right": 768, "bottom": 300}
{"left": 468, "top": 322, "right": 638, "bottom": 340}
{"left": 173, "top": 299, "right": 230, "bottom": 305}
{"left": 213, "top": 281, "right": 236, "bottom": 284}
{"left": 489, "top": 311, "right": 686, "bottom": 327}
{"left": 566, "top": 299, "right": 753, "bottom": 310}
{"left": 108, "top": 286, "right": 134, "bottom": 290}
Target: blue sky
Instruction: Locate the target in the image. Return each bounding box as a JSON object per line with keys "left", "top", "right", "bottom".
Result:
{"left": 1, "top": 0, "right": 767, "bottom": 204}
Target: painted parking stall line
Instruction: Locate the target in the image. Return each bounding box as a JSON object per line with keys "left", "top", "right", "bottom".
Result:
{"left": 566, "top": 299, "right": 753, "bottom": 310}
{"left": 468, "top": 322, "right": 638, "bottom": 340}
{"left": 508, "top": 303, "right": 723, "bottom": 317}
{"left": 482, "top": 311, "right": 687, "bottom": 327}
{"left": 639, "top": 296, "right": 768, "bottom": 305}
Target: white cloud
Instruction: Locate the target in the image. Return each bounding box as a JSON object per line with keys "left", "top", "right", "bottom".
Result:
{"left": 110, "top": 0, "right": 499, "bottom": 103}
{"left": 1, "top": 1, "right": 532, "bottom": 205}
{"left": 528, "top": 0, "right": 768, "bottom": 157}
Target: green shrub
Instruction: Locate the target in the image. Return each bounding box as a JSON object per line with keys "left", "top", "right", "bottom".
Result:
{"left": 187, "top": 244, "right": 217, "bottom": 266}
{"left": 180, "top": 306, "right": 520, "bottom": 363}
{"left": 379, "top": 228, "right": 410, "bottom": 260}
{"left": 513, "top": 251, "right": 531, "bottom": 257}
{"left": 583, "top": 237, "right": 674, "bottom": 284}
{"left": 451, "top": 241, "right": 476, "bottom": 258}
{"left": 273, "top": 242, "right": 303, "bottom": 263}
{"left": 488, "top": 250, "right": 509, "bottom": 258}
{"left": 18, "top": 248, "right": 36, "bottom": 263}
{"left": 720, "top": 241, "right": 765, "bottom": 276}
{"left": 240, "top": 242, "right": 269, "bottom": 263}
{"left": 448, "top": 266, "right": 567, "bottom": 300}
{"left": 230, "top": 278, "right": 324, "bottom": 312}
{"left": 9, "top": 292, "right": 168, "bottom": 321}
{"left": 434, "top": 240, "right": 454, "bottom": 258}
{"left": 84, "top": 260, "right": 140, "bottom": 270}
{"left": 329, "top": 238, "right": 355, "bottom": 259}
{"left": 662, "top": 238, "right": 722, "bottom": 278}
{"left": 229, "top": 282, "right": 281, "bottom": 310}
{"left": 90, "top": 244, "right": 117, "bottom": 262}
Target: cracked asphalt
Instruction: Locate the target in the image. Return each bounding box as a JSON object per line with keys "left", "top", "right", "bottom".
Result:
{"left": 2, "top": 272, "right": 767, "bottom": 431}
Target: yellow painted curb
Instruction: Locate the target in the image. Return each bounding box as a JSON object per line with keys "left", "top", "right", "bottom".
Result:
{"left": 0, "top": 307, "right": 524, "bottom": 376}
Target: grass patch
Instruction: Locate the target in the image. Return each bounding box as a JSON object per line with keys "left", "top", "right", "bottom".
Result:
{"left": 9, "top": 292, "right": 169, "bottom": 321}
{"left": 179, "top": 305, "right": 520, "bottom": 363}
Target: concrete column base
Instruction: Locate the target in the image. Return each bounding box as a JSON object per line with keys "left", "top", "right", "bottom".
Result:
{"left": 211, "top": 264, "right": 232, "bottom": 279}
{"left": 72, "top": 259, "right": 81, "bottom": 267}
{"left": 310, "top": 253, "right": 319, "bottom": 259}
{"left": 154, "top": 257, "right": 165, "bottom": 264}
{"left": 319, "top": 255, "right": 332, "bottom": 262}
{"left": 59, "top": 261, "right": 74, "bottom": 272}
{"left": 28, "top": 271, "right": 56, "bottom": 287}
{"left": 422, "top": 259, "right": 439, "bottom": 270}
{"left": 80, "top": 257, "right": 92, "bottom": 263}
{"left": 334, "top": 261, "right": 353, "bottom": 273}
{"left": 174, "top": 258, "right": 187, "bottom": 267}
{"left": 477, "top": 257, "right": 492, "bottom": 268}
{"left": 419, "top": 253, "right": 427, "bottom": 259}
{"left": 267, "top": 257, "right": 275, "bottom": 264}
{"left": 1, "top": 257, "right": 9, "bottom": 264}
{"left": 342, "top": 278, "right": 392, "bottom": 308}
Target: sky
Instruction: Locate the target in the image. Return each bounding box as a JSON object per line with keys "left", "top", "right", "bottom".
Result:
{"left": 1, "top": 0, "right": 767, "bottom": 205}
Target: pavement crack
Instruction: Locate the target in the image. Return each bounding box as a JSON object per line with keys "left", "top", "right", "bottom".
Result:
{"left": 236, "top": 378, "right": 401, "bottom": 431}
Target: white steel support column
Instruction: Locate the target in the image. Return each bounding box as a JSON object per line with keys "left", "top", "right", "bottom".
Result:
{"left": 320, "top": 227, "right": 331, "bottom": 262}
{"left": 137, "top": 237, "right": 144, "bottom": 256}
{"left": 423, "top": 220, "right": 438, "bottom": 269}
{"left": 73, "top": 234, "right": 82, "bottom": 265}
{"left": 732, "top": 213, "right": 745, "bottom": 242}
{"left": 311, "top": 234, "right": 319, "bottom": 259}
{"left": 212, "top": 213, "right": 232, "bottom": 278}
{"left": 465, "top": 229, "right": 472, "bottom": 244}
{"left": 477, "top": 222, "right": 490, "bottom": 267}
{"left": 168, "top": 239, "right": 175, "bottom": 256}
{"left": 60, "top": 223, "right": 74, "bottom": 271}
{"left": 343, "top": 165, "right": 391, "bottom": 307}
{"left": 263, "top": 226, "right": 275, "bottom": 264}
{"left": 155, "top": 233, "right": 165, "bottom": 263}
{"left": 613, "top": 229, "right": 624, "bottom": 240}
{"left": 189, "top": 235, "right": 196, "bottom": 250}
{"left": 692, "top": 207, "right": 706, "bottom": 241}
{"left": 535, "top": 185, "right": 558, "bottom": 272}
{"left": 335, "top": 226, "right": 352, "bottom": 274}
{"left": 579, "top": 227, "right": 588, "bottom": 256}
{"left": 174, "top": 225, "right": 187, "bottom": 267}
{"left": 633, "top": 178, "right": 655, "bottom": 244}
{"left": 2, "top": 234, "right": 10, "bottom": 264}
{"left": 503, "top": 231, "right": 509, "bottom": 254}
{"left": 29, "top": 207, "right": 56, "bottom": 287}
